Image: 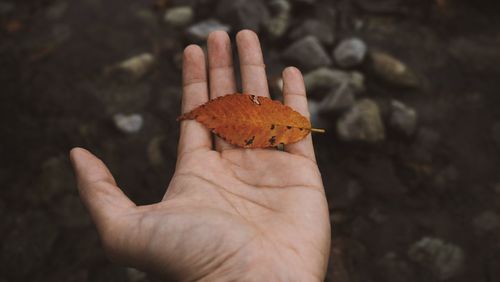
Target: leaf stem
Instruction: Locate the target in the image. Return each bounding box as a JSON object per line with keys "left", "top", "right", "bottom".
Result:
{"left": 310, "top": 128, "right": 326, "bottom": 133}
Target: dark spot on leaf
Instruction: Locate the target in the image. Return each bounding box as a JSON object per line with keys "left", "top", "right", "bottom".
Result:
{"left": 299, "top": 128, "right": 303, "bottom": 131}
{"left": 269, "top": 136, "right": 276, "bottom": 145}
{"left": 245, "top": 136, "right": 255, "bottom": 146}
{"left": 287, "top": 126, "right": 292, "bottom": 129}
{"left": 271, "top": 124, "right": 275, "bottom": 130}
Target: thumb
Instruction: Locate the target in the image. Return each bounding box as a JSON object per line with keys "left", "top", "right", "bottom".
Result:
{"left": 69, "top": 147, "right": 136, "bottom": 234}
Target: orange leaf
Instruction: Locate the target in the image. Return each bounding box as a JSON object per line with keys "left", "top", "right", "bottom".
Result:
{"left": 178, "top": 93, "right": 324, "bottom": 148}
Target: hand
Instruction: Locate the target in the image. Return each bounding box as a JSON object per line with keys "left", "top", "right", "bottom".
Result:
{"left": 70, "top": 30, "right": 330, "bottom": 281}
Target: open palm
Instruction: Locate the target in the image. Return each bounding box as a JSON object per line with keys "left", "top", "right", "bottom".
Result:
{"left": 70, "top": 30, "right": 330, "bottom": 281}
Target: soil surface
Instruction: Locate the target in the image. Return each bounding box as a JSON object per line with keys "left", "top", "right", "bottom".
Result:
{"left": 1, "top": 0, "right": 500, "bottom": 281}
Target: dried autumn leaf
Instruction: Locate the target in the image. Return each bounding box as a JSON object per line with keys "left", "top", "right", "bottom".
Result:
{"left": 178, "top": 93, "right": 324, "bottom": 148}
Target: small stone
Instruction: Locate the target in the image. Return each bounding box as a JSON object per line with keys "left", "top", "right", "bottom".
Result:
{"left": 337, "top": 99, "right": 385, "bottom": 142}
{"left": 408, "top": 237, "right": 464, "bottom": 280}
{"left": 303, "top": 68, "right": 364, "bottom": 99}
{"left": 317, "top": 84, "right": 355, "bottom": 114}
{"left": 282, "top": 36, "right": 332, "bottom": 71}
{"left": 390, "top": 100, "right": 418, "bottom": 135}
{"left": 370, "top": 51, "right": 420, "bottom": 88}
{"left": 289, "top": 19, "right": 334, "bottom": 45}
{"left": 148, "top": 136, "right": 166, "bottom": 167}
{"left": 113, "top": 53, "right": 155, "bottom": 80}
{"left": 126, "top": 268, "right": 148, "bottom": 282}
{"left": 216, "top": 0, "right": 270, "bottom": 32}
{"left": 113, "top": 113, "right": 144, "bottom": 134}
{"left": 333, "top": 38, "right": 367, "bottom": 68}
{"left": 349, "top": 71, "right": 365, "bottom": 93}
{"left": 164, "top": 6, "right": 193, "bottom": 27}
{"left": 186, "top": 19, "right": 230, "bottom": 41}
{"left": 473, "top": 211, "right": 500, "bottom": 232}
{"left": 264, "top": 0, "right": 291, "bottom": 39}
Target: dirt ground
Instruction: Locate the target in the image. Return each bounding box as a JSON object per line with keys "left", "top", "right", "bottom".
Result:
{"left": 1, "top": 0, "right": 500, "bottom": 281}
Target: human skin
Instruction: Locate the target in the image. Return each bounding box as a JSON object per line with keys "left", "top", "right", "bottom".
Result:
{"left": 70, "top": 30, "right": 331, "bottom": 281}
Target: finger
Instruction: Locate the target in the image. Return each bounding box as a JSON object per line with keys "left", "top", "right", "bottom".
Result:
{"left": 179, "top": 45, "right": 212, "bottom": 156}
{"left": 282, "top": 67, "right": 316, "bottom": 162}
{"left": 208, "top": 31, "right": 237, "bottom": 151}
{"left": 69, "top": 148, "right": 136, "bottom": 233}
{"left": 236, "top": 30, "right": 270, "bottom": 98}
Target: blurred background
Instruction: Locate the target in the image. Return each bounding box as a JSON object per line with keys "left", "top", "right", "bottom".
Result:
{"left": 1, "top": 0, "right": 500, "bottom": 281}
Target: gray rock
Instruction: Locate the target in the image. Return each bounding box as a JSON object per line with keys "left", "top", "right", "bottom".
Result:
{"left": 186, "top": 19, "right": 230, "bottom": 41}
{"left": 333, "top": 38, "right": 367, "bottom": 68}
{"left": 370, "top": 51, "right": 420, "bottom": 88}
{"left": 113, "top": 113, "right": 144, "bottom": 134}
{"left": 148, "top": 135, "right": 166, "bottom": 167}
{"left": 0, "top": 212, "right": 59, "bottom": 278}
{"left": 408, "top": 237, "right": 464, "bottom": 280}
{"left": 317, "top": 83, "right": 355, "bottom": 114}
{"left": 337, "top": 99, "right": 385, "bottom": 142}
{"left": 349, "top": 71, "right": 365, "bottom": 93}
{"left": 289, "top": 19, "right": 335, "bottom": 45}
{"left": 216, "top": 0, "right": 269, "bottom": 32}
{"left": 282, "top": 36, "right": 332, "bottom": 71}
{"left": 264, "top": 0, "right": 291, "bottom": 39}
{"left": 126, "top": 268, "right": 148, "bottom": 282}
{"left": 491, "top": 122, "right": 500, "bottom": 148}
{"left": 164, "top": 6, "right": 193, "bottom": 27}
{"left": 473, "top": 211, "right": 500, "bottom": 232}
{"left": 303, "top": 68, "right": 364, "bottom": 99}
{"left": 390, "top": 100, "right": 417, "bottom": 135}
{"left": 113, "top": 53, "right": 155, "bottom": 80}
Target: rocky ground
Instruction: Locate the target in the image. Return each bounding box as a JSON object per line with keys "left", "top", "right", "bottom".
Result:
{"left": 1, "top": 0, "right": 500, "bottom": 281}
